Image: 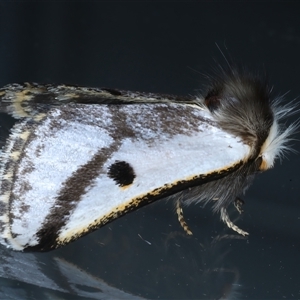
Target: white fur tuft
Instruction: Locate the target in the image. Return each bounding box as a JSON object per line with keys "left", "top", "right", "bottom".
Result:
{"left": 260, "top": 99, "right": 298, "bottom": 169}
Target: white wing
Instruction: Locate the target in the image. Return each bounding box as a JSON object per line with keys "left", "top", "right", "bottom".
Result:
{"left": 0, "top": 103, "right": 250, "bottom": 250}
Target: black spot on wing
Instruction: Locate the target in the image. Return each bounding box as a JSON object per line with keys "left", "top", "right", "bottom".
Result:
{"left": 108, "top": 160, "right": 135, "bottom": 187}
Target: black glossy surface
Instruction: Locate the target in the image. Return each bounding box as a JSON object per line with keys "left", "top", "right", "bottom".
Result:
{"left": 0, "top": 3, "right": 299, "bottom": 299}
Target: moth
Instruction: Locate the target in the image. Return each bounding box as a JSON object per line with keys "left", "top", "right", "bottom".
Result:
{"left": 0, "top": 68, "right": 295, "bottom": 251}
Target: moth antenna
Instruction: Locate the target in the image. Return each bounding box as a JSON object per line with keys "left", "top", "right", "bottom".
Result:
{"left": 220, "top": 207, "right": 249, "bottom": 236}
{"left": 175, "top": 199, "right": 193, "bottom": 236}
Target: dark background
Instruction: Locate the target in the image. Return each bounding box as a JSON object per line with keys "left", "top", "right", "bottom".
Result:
{"left": 0, "top": 2, "right": 300, "bottom": 299}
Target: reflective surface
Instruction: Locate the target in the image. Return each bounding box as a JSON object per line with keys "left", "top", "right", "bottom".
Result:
{"left": 0, "top": 3, "right": 299, "bottom": 299}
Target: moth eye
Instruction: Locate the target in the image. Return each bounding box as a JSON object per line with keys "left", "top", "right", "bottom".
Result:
{"left": 254, "top": 155, "right": 264, "bottom": 170}
{"left": 107, "top": 160, "right": 136, "bottom": 187}
{"left": 204, "top": 94, "right": 221, "bottom": 112}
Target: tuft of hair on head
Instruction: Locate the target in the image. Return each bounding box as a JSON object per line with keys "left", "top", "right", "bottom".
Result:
{"left": 200, "top": 64, "right": 298, "bottom": 170}
{"left": 261, "top": 96, "right": 299, "bottom": 168}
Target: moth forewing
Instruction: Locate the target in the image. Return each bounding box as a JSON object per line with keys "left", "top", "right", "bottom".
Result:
{"left": 0, "top": 99, "right": 250, "bottom": 251}
{"left": 0, "top": 70, "right": 295, "bottom": 252}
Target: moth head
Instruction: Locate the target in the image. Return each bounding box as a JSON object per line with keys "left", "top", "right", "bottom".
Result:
{"left": 203, "top": 68, "right": 296, "bottom": 171}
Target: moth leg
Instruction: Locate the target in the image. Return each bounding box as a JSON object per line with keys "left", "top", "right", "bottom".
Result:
{"left": 220, "top": 207, "right": 249, "bottom": 236}
{"left": 234, "top": 197, "right": 245, "bottom": 214}
{"left": 175, "top": 199, "right": 193, "bottom": 236}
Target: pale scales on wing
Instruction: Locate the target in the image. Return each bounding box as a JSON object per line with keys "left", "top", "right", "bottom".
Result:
{"left": 0, "top": 68, "right": 296, "bottom": 251}
{"left": 0, "top": 102, "right": 249, "bottom": 251}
